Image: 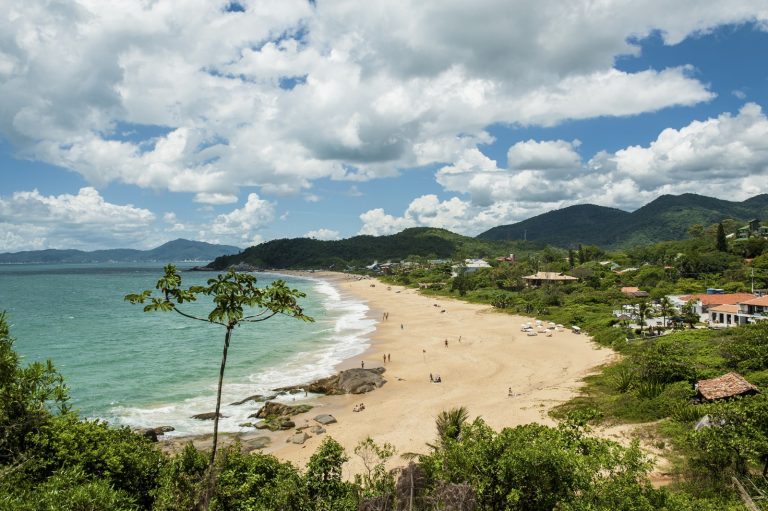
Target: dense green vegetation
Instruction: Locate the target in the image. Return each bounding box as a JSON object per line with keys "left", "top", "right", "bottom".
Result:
{"left": 479, "top": 192, "right": 768, "bottom": 249}
{"left": 208, "top": 227, "right": 542, "bottom": 270}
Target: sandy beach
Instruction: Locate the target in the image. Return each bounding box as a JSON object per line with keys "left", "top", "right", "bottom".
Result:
{"left": 173, "top": 272, "right": 615, "bottom": 476}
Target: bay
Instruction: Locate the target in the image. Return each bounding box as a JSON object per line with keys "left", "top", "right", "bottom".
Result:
{"left": 0, "top": 263, "right": 374, "bottom": 435}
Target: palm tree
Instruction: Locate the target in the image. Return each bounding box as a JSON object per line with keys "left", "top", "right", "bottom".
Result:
{"left": 636, "top": 300, "right": 653, "bottom": 333}
{"left": 681, "top": 300, "right": 700, "bottom": 329}
{"left": 435, "top": 406, "right": 469, "bottom": 448}
{"left": 657, "top": 296, "right": 674, "bottom": 329}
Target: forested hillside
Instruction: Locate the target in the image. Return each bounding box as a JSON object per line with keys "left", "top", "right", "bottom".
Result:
{"left": 478, "top": 193, "right": 768, "bottom": 248}
{"left": 207, "top": 228, "right": 541, "bottom": 270}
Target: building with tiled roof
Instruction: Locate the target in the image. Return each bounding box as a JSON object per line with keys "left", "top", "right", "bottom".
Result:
{"left": 522, "top": 272, "right": 578, "bottom": 287}
{"left": 680, "top": 293, "right": 756, "bottom": 308}
{"left": 696, "top": 372, "right": 759, "bottom": 401}
{"left": 707, "top": 294, "right": 768, "bottom": 326}
{"left": 620, "top": 286, "right": 650, "bottom": 298}
{"left": 708, "top": 304, "right": 744, "bottom": 326}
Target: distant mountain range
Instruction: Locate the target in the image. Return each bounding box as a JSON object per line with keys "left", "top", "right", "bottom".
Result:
{"left": 0, "top": 239, "right": 242, "bottom": 264}
{"left": 478, "top": 193, "right": 768, "bottom": 248}
{"left": 7, "top": 193, "right": 764, "bottom": 267}
{"left": 206, "top": 193, "right": 768, "bottom": 269}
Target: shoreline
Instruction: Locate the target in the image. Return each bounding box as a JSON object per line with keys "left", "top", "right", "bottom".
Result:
{"left": 163, "top": 271, "right": 616, "bottom": 476}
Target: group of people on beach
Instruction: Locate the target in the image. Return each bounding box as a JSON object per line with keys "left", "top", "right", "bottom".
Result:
{"left": 382, "top": 353, "right": 391, "bottom": 363}
{"left": 429, "top": 373, "right": 442, "bottom": 383}
{"left": 352, "top": 403, "right": 366, "bottom": 412}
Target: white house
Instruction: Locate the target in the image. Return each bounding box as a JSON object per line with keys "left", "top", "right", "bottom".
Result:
{"left": 451, "top": 258, "right": 491, "bottom": 277}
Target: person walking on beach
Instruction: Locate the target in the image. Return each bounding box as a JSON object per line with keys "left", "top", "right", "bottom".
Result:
{"left": 383, "top": 354, "right": 387, "bottom": 364}
{"left": 387, "top": 353, "right": 391, "bottom": 362}
{"left": 361, "top": 360, "right": 365, "bottom": 369}
{"left": 444, "top": 339, "right": 448, "bottom": 348}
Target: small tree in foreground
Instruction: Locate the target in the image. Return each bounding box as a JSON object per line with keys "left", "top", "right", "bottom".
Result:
{"left": 125, "top": 265, "right": 313, "bottom": 473}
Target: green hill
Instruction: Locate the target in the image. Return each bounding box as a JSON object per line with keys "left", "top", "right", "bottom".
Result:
{"left": 477, "top": 193, "right": 768, "bottom": 248}
{"left": 477, "top": 204, "right": 629, "bottom": 246}
{"left": 207, "top": 228, "right": 541, "bottom": 270}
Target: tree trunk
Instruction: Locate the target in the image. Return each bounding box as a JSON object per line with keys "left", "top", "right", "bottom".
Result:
{"left": 211, "top": 326, "right": 232, "bottom": 467}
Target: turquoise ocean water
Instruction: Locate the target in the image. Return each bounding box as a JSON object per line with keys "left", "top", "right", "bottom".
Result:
{"left": 0, "top": 263, "right": 375, "bottom": 436}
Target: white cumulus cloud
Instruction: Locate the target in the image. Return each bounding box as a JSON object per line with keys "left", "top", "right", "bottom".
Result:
{"left": 0, "top": 187, "right": 155, "bottom": 250}
{"left": 3, "top": 0, "right": 761, "bottom": 204}
{"left": 304, "top": 228, "right": 341, "bottom": 240}
{"left": 210, "top": 193, "right": 275, "bottom": 244}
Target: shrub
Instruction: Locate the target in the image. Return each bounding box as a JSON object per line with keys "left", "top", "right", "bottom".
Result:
{"left": 669, "top": 402, "right": 703, "bottom": 423}
{"left": 611, "top": 366, "right": 635, "bottom": 393}
{"left": 212, "top": 445, "right": 308, "bottom": 511}
{"left": 635, "top": 380, "right": 665, "bottom": 399}
{"left": 0, "top": 467, "right": 138, "bottom": 511}
{"left": 152, "top": 443, "right": 208, "bottom": 511}
{"left": 24, "top": 415, "right": 165, "bottom": 509}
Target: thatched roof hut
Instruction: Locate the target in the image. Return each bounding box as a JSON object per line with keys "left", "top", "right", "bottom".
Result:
{"left": 695, "top": 372, "right": 759, "bottom": 401}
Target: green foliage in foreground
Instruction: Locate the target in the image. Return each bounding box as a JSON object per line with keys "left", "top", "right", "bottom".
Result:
{"left": 0, "top": 311, "right": 757, "bottom": 510}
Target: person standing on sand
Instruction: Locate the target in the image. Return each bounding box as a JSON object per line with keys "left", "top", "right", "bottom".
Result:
{"left": 383, "top": 354, "right": 386, "bottom": 364}
{"left": 387, "top": 353, "right": 391, "bottom": 362}
{"left": 444, "top": 339, "right": 448, "bottom": 347}
{"left": 361, "top": 360, "right": 365, "bottom": 369}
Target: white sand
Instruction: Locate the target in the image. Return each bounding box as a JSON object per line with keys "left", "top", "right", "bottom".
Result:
{"left": 249, "top": 272, "right": 616, "bottom": 476}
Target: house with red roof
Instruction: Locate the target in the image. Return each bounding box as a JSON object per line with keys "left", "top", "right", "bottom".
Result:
{"left": 696, "top": 372, "right": 759, "bottom": 401}
{"left": 707, "top": 294, "right": 768, "bottom": 327}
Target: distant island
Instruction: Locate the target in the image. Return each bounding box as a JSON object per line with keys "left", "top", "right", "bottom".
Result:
{"left": 0, "top": 239, "right": 242, "bottom": 264}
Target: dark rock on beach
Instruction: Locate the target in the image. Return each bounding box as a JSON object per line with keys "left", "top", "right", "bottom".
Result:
{"left": 314, "top": 414, "right": 337, "bottom": 425}
{"left": 276, "top": 367, "right": 386, "bottom": 396}
{"left": 288, "top": 432, "right": 310, "bottom": 444}
{"left": 133, "top": 426, "right": 175, "bottom": 442}
{"left": 242, "top": 436, "right": 271, "bottom": 452}
{"left": 192, "top": 412, "right": 227, "bottom": 420}
{"left": 230, "top": 394, "right": 275, "bottom": 406}
{"left": 135, "top": 428, "right": 158, "bottom": 442}
{"left": 245, "top": 401, "right": 311, "bottom": 431}
{"left": 252, "top": 401, "right": 313, "bottom": 419}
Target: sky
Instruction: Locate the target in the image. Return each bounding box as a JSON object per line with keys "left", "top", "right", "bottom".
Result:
{"left": 2, "top": 1, "right": 768, "bottom": 251}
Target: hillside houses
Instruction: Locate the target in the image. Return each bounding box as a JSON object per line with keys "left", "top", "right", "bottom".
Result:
{"left": 736, "top": 218, "right": 768, "bottom": 239}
